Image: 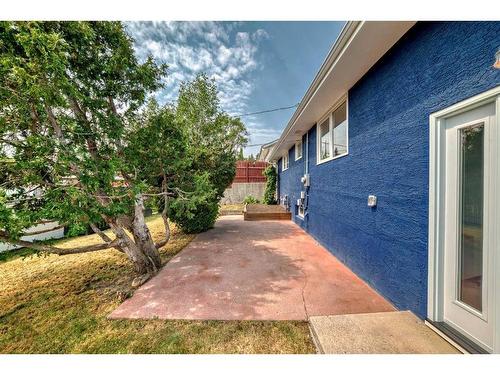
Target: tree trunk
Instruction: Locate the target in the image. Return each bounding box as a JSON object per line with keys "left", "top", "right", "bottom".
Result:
{"left": 107, "top": 221, "right": 157, "bottom": 276}
{"left": 132, "top": 194, "right": 162, "bottom": 270}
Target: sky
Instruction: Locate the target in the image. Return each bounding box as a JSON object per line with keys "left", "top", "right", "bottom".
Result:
{"left": 125, "top": 21, "right": 345, "bottom": 156}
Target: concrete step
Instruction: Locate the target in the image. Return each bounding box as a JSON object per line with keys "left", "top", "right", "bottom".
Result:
{"left": 309, "top": 311, "right": 461, "bottom": 354}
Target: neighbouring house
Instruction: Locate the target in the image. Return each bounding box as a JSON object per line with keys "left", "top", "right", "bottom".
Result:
{"left": 220, "top": 160, "right": 269, "bottom": 204}
{"left": 0, "top": 187, "right": 65, "bottom": 253}
{"left": 268, "top": 21, "right": 500, "bottom": 353}
{"left": 257, "top": 139, "right": 278, "bottom": 161}
{"left": 0, "top": 221, "right": 65, "bottom": 253}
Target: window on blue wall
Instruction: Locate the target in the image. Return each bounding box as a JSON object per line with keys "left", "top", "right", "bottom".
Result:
{"left": 333, "top": 102, "right": 347, "bottom": 157}
{"left": 295, "top": 139, "right": 303, "bottom": 160}
{"left": 282, "top": 153, "right": 289, "bottom": 171}
{"left": 317, "top": 97, "right": 348, "bottom": 164}
{"left": 319, "top": 118, "right": 331, "bottom": 161}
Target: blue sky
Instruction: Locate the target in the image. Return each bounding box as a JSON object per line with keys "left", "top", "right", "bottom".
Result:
{"left": 126, "top": 21, "right": 345, "bottom": 156}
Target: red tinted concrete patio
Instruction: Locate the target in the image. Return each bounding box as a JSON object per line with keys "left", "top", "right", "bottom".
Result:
{"left": 109, "top": 215, "right": 395, "bottom": 320}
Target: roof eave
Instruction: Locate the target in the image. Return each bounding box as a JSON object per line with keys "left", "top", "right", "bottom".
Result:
{"left": 268, "top": 21, "right": 416, "bottom": 162}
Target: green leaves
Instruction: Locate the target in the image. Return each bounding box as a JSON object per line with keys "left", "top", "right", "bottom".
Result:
{"left": 263, "top": 165, "right": 277, "bottom": 205}
{"left": 0, "top": 22, "right": 248, "bottom": 243}
{"left": 0, "top": 21, "right": 168, "bottom": 239}
{"left": 168, "top": 74, "right": 249, "bottom": 232}
{"left": 176, "top": 73, "right": 248, "bottom": 197}
{"left": 169, "top": 172, "right": 219, "bottom": 233}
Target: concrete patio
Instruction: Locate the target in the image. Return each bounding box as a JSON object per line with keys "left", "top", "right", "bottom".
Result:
{"left": 110, "top": 215, "right": 394, "bottom": 320}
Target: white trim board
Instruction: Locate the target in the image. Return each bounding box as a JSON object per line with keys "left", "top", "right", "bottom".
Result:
{"left": 295, "top": 139, "right": 303, "bottom": 161}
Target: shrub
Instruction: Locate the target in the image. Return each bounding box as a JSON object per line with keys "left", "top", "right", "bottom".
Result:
{"left": 169, "top": 173, "right": 220, "bottom": 233}
{"left": 168, "top": 74, "right": 248, "bottom": 235}
{"left": 170, "top": 200, "right": 219, "bottom": 234}
{"left": 243, "top": 195, "right": 260, "bottom": 204}
{"left": 263, "top": 165, "right": 277, "bottom": 205}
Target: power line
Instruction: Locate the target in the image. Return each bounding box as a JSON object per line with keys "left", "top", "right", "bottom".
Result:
{"left": 235, "top": 103, "right": 299, "bottom": 117}
{"left": 237, "top": 104, "right": 299, "bottom": 148}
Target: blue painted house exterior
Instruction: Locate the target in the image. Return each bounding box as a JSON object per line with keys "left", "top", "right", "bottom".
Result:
{"left": 273, "top": 21, "right": 500, "bottom": 324}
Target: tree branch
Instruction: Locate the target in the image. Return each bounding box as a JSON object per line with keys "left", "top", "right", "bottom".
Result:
{"left": 92, "top": 192, "right": 130, "bottom": 200}
{"left": 155, "top": 171, "right": 171, "bottom": 249}
{"left": 108, "top": 96, "right": 118, "bottom": 116}
{"left": 29, "top": 101, "right": 41, "bottom": 133}
{"left": 20, "top": 223, "right": 66, "bottom": 236}
{"left": 45, "top": 104, "right": 64, "bottom": 142}
{"left": 0, "top": 137, "right": 29, "bottom": 149}
{"left": 142, "top": 191, "right": 174, "bottom": 197}
{"left": 0, "top": 232, "right": 119, "bottom": 255}
{"left": 89, "top": 222, "right": 112, "bottom": 243}
{"left": 89, "top": 222, "right": 124, "bottom": 253}
{"left": 68, "top": 96, "right": 99, "bottom": 158}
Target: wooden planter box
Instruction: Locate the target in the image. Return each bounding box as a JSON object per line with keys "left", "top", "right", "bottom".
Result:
{"left": 243, "top": 204, "right": 291, "bottom": 221}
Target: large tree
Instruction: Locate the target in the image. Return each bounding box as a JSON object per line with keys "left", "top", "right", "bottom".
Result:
{"left": 169, "top": 74, "right": 248, "bottom": 233}
{"left": 0, "top": 21, "right": 182, "bottom": 280}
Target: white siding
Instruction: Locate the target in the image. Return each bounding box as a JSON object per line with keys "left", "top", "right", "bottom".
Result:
{"left": 0, "top": 221, "right": 65, "bottom": 253}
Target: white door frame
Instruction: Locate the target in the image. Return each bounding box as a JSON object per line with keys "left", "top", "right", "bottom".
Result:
{"left": 428, "top": 85, "right": 500, "bottom": 353}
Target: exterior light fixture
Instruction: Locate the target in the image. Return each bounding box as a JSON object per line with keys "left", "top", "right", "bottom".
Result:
{"left": 494, "top": 49, "right": 500, "bottom": 69}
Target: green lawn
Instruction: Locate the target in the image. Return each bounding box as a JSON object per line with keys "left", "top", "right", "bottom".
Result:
{"left": 0, "top": 215, "right": 315, "bottom": 354}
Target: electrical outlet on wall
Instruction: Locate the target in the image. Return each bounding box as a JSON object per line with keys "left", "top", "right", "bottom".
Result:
{"left": 367, "top": 195, "right": 377, "bottom": 207}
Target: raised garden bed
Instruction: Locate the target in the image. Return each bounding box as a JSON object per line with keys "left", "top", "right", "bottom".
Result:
{"left": 243, "top": 204, "right": 291, "bottom": 221}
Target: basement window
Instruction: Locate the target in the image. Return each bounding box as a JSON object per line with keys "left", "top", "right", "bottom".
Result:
{"left": 295, "top": 139, "right": 303, "bottom": 160}
{"left": 282, "top": 153, "right": 289, "bottom": 171}
{"left": 317, "top": 97, "right": 349, "bottom": 164}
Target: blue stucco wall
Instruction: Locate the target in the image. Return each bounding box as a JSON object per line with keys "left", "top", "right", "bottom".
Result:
{"left": 278, "top": 21, "right": 500, "bottom": 318}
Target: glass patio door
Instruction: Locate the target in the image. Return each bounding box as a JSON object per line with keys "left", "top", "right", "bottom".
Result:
{"left": 442, "top": 101, "right": 496, "bottom": 352}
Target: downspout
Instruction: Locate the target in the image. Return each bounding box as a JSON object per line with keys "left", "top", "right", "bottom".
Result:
{"left": 303, "top": 131, "right": 310, "bottom": 220}
{"left": 305, "top": 132, "right": 309, "bottom": 175}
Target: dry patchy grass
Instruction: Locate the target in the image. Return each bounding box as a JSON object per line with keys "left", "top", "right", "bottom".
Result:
{"left": 0, "top": 215, "right": 315, "bottom": 354}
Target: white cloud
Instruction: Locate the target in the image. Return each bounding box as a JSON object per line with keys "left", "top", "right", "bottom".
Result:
{"left": 126, "top": 21, "right": 267, "bottom": 115}
{"left": 217, "top": 45, "right": 232, "bottom": 66}
{"left": 253, "top": 29, "right": 269, "bottom": 42}
{"left": 126, "top": 22, "right": 275, "bottom": 155}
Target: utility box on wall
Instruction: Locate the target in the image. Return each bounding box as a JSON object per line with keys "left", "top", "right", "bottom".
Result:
{"left": 367, "top": 195, "right": 377, "bottom": 207}
{"left": 301, "top": 174, "right": 310, "bottom": 187}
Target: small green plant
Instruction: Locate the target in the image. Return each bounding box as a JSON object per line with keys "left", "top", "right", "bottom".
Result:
{"left": 263, "top": 165, "right": 278, "bottom": 205}
{"left": 243, "top": 195, "right": 260, "bottom": 204}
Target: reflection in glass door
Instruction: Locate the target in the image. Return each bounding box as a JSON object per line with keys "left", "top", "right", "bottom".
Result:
{"left": 458, "top": 124, "right": 484, "bottom": 312}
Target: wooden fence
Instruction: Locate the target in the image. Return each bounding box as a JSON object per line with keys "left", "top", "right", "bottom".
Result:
{"left": 233, "top": 161, "right": 268, "bottom": 183}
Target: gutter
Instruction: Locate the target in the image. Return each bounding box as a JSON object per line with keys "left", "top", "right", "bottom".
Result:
{"left": 268, "top": 21, "right": 362, "bottom": 162}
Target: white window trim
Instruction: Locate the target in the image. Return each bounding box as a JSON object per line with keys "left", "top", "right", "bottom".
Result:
{"left": 427, "top": 85, "right": 500, "bottom": 354}
{"left": 316, "top": 95, "right": 349, "bottom": 165}
{"left": 295, "top": 139, "right": 303, "bottom": 160}
{"left": 281, "top": 153, "right": 289, "bottom": 171}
